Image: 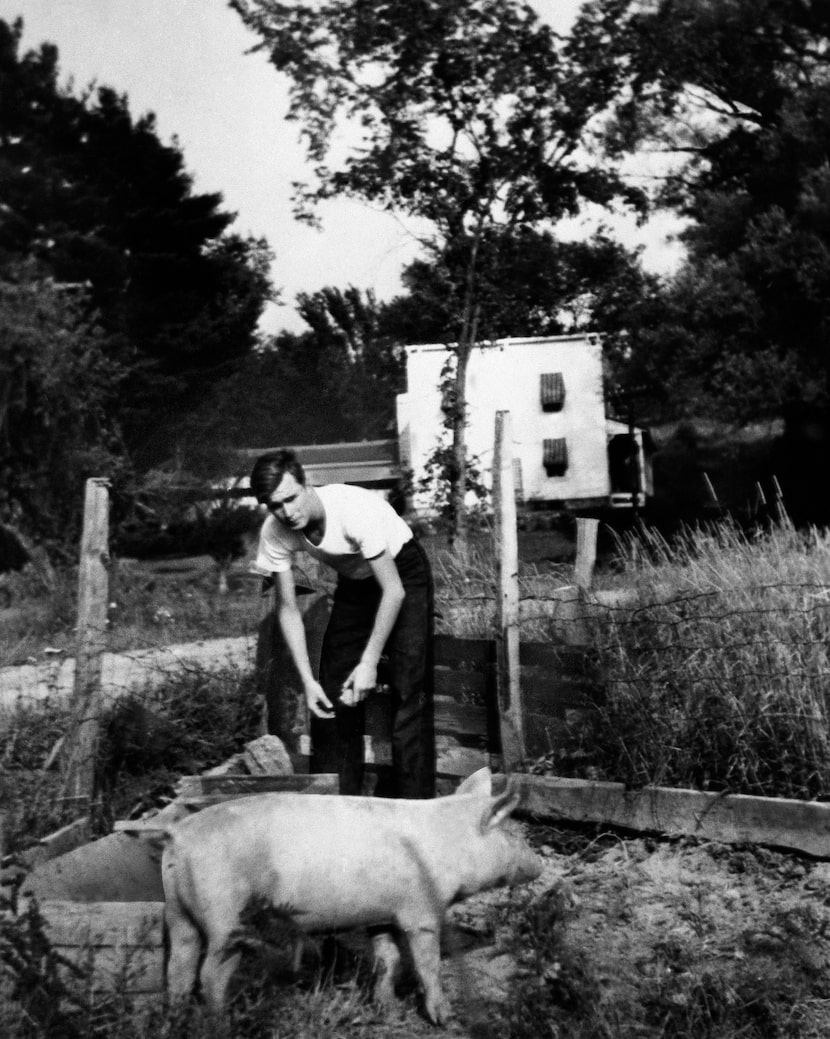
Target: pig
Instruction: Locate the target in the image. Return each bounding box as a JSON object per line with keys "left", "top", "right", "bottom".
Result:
{"left": 161, "top": 767, "right": 541, "bottom": 1024}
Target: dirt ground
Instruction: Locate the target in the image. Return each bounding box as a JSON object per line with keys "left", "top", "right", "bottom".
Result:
{"left": 434, "top": 822, "right": 830, "bottom": 1037}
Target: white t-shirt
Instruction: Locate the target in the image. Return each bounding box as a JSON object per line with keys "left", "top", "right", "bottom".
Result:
{"left": 255, "top": 484, "right": 413, "bottom": 580}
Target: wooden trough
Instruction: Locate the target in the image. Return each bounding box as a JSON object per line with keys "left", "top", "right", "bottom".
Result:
{"left": 14, "top": 772, "right": 338, "bottom": 1004}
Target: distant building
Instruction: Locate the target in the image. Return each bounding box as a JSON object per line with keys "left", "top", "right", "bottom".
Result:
{"left": 396, "top": 334, "right": 652, "bottom": 513}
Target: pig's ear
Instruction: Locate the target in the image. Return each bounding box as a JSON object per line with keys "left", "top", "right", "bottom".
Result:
{"left": 481, "top": 781, "right": 521, "bottom": 831}
{"left": 455, "top": 767, "right": 492, "bottom": 797}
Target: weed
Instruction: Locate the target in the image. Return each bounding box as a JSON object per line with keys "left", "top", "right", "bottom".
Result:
{"left": 1, "top": 664, "right": 262, "bottom": 851}
{"left": 482, "top": 886, "right": 621, "bottom": 1039}
{"left": 0, "top": 893, "right": 90, "bottom": 1039}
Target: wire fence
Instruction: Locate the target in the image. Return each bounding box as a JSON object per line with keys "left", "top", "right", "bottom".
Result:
{"left": 438, "top": 573, "right": 830, "bottom": 800}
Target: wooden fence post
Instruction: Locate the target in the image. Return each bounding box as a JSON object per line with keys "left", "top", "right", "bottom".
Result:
{"left": 493, "top": 411, "right": 524, "bottom": 770}
{"left": 574, "top": 517, "right": 599, "bottom": 591}
{"left": 62, "top": 478, "right": 110, "bottom": 806}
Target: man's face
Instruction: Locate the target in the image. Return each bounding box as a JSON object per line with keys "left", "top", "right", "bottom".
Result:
{"left": 265, "top": 472, "right": 313, "bottom": 531}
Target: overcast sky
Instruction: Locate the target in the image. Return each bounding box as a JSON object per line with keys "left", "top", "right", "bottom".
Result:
{"left": 6, "top": 0, "right": 683, "bottom": 335}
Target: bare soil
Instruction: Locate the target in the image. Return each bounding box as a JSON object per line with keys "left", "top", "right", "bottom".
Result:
{"left": 434, "top": 823, "right": 830, "bottom": 1036}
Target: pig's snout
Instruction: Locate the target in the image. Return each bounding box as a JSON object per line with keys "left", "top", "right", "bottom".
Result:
{"left": 506, "top": 842, "right": 543, "bottom": 885}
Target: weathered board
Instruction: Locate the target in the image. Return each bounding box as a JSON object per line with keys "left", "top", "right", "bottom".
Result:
{"left": 175, "top": 772, "right": 339, "bottom": 798}
{"left": 37, "top": 900, "right": 165, "bottom": 997}
{"left": 516, "top": 774, "right": 830, "bottom": 859}
{"left": 362, "top": 636, "right": 601, "bottom": 774}
{"left": 18, "top": 816, "right": 92, "bottom": 868}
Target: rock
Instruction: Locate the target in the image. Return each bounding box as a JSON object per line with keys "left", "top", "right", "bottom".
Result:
{"left": 242, "top": 734, "right": 294, "bottom": 775}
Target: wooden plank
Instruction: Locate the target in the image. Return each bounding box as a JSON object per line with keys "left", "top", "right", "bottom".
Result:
{"left": 433, "top": 698, "right": 490, "bottom": 740}
{"left": 363, "top": 695, "right": 492, "bottom": 745}
{"left": 434, "top": 666, "right": 491, "bottom": 703}
{"left": 38, "top": 900, "right": 164, "bottom": 947}
{"left": 436, "top": 742, "right": 495, "bottom": 779}
{"left": 434, "top": 635, "right": 494, "bottom": 669}
{"left": 20, "top": 817, "right": 92, "bottom": 868}
{"left": 175, "top": 773, "right": 338, "bottom": 797}
{"left": 176, "top": 779, "right": 340, "bottom": 807}
{"left": 56, "top": 949, "right": 163, "bottom": 994}
{"left": 516, "top": 774, "right": 830, "bottom": 859}
{"left": 112, "top": 820, "right": 173, "bottom": 834}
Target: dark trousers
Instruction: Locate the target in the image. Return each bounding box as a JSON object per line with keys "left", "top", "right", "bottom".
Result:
{"left": 310, "top": 539, "right": 435, "bottom": 798}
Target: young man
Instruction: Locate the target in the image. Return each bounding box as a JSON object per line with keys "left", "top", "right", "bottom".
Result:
{"left": 250, "top": 449, "right": 435, "bottom": 798}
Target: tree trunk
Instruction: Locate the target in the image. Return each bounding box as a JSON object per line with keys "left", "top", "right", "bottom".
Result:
{"left": 448, "top": 233, "right": 481, "bottom": 554}
{"left": 449, "top": 342, "right": 470, "bottom": 554}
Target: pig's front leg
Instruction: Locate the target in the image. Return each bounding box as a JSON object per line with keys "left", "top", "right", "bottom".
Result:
{"left": 403, "top": 926, "right": 450, "bottom": 1026}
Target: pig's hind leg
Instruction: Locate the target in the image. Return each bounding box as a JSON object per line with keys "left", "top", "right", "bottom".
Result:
{"left": 402, "top": 925, "right": 450, "bottom": 1026}
{"left": 199, "top": 930, "right": 241, "bottom": 1013}
{"left": 165, "top": 903, "right": 203, "bottom": 1005}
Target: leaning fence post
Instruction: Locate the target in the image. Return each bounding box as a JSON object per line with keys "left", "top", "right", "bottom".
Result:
{"left": 493, "top": 411, "right": 524, "bottom": 770}
{"left": 62, "top": 477, "right": 110, "bottom": 806}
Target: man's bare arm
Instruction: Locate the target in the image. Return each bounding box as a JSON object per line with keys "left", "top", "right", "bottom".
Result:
{"left": 275, "top": 569, "right": 334, "bottom": 718}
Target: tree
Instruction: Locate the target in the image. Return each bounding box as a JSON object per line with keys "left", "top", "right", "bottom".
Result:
{"left": 384, "top": 226, "right": 657, "bottom": 370}
{"left": 569, "top": 0, "right": 830, "bottom": 419}
{"left": 0, "top": 18, "right": 274, "bottom": 465}
{"left": 0, "top": 264, "right": 127, "bottom": 554}
{"left": 231, "top": 0, "right": 643, "bottom": 547}
{"left": 179, "top": 285, "right": 405, "bottom": 465}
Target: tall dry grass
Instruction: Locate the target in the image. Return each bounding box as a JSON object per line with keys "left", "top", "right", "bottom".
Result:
{"left": 430, "top": 517, "right": 830, "bottom": 799}
{"left": 586, "top": 520, "right": 830, "bottom": 798}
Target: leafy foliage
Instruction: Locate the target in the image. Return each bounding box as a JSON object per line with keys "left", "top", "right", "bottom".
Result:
{"left": 230, "top": 0, "right": 644, "bottom": 543}
{"left": 182, "top": 285, "right": 404, "bottom": 455}
{"left": 0, "top": 266, "right": 127, "bottom": 552}
{"left": 0, "top": 17, "right": 273, "bottom": 552}
{"left": 571, "top": 0, "right": 830, "bottom": 420}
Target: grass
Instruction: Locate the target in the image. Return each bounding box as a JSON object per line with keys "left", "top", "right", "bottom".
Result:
{"left": 7, "top": 516, "right": 830, "bottom": 798}
{"left": 425, "top": 515, "right": 830, "bottom": 800}
{"left": 0, "top": 556, "right": 263, "bottom": 669}
{"left": 6, "top": 516, "right": 830, "bottom": 1035}
{"left": 579, "top": 519, "right": 830, "bottom": 798}
{"left": 0, "top": 665, "right": 263, "bottom": 851}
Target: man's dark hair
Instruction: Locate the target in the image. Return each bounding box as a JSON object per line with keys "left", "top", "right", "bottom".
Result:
{"left": 250, "top": 450, "right": 306, "bottom": 503}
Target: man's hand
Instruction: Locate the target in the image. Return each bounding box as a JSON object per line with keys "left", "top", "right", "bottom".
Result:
{"left": 340, "top": 660, "right": 378, "bottom": 707}
{"left": 304, "top": 679, "right": 334, "bottom": 718}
